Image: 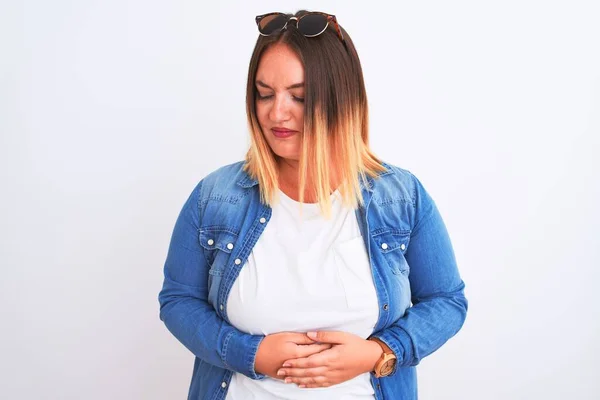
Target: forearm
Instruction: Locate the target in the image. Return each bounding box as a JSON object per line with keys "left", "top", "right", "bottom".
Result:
{"left": 159, "top": 276, "right": 266, "bottom": 379}
{"left": 371, "top": 282, "right": 467, "bottom": 369}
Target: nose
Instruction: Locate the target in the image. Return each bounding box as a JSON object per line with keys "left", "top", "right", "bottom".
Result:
{"left": 268, "top": 94, "right": 292, "bottom": 122}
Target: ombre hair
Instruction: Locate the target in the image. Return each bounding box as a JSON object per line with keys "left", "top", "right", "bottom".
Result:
{"left": 243, "top": 10, "right": 386, "bottom": 218}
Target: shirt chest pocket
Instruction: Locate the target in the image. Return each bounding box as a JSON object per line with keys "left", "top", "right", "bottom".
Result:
{"left": 372, "top": 229, "right": 411, "bottom": 275}
{"left": 199, "top": 227, "right": 239, "bottom": 271}
{"left": 199, "top": 227, "right": 239, "bottom": 307}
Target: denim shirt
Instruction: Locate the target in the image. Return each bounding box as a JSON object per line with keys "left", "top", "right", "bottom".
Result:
{"left": 158, "top": 160, "right": 468, "bottom": 400}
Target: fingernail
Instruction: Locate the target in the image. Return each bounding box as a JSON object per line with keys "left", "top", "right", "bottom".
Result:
{"left": 285, "top": 378, "right": 292, "bottom": 383}
{"left": 307, "top": 331, "right": 317, "bottom": 339}
{"left": 282, "top": 363, "right": 291, "bottom": 367}
{"left": 277, "top": 370, "right": 285, "bottom": 376}
{"left": 299, "top": 385, "right": 306, "bottom": 388}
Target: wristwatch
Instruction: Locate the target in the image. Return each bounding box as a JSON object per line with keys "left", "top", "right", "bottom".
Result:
{"left": 368, "top": 337, "right": 397, "bottom": 378}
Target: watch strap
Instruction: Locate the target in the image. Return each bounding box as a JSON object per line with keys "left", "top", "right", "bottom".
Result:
{"left": 368, "top": 337, "right": 397, "bottom": 377}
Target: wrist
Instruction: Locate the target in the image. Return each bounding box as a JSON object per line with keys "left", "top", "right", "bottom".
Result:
{"left": 365, "top": 338, "right": 384, "bottom": 372}
{"left": 367, "top": 337, "right": 397, "bottom": 378}
{"left": 253, "top": 336, "right": 268, "bottom": 375}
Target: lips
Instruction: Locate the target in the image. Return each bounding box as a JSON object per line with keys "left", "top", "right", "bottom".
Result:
{"left": 271, "top": 128, "right": 297, "bottom": 139}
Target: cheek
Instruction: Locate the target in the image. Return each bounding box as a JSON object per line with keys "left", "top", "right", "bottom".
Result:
{"left": 290, "top": 101, "right": 304, "bottom": 123}
{"left": 255, "top": 102, "right": 269, "bottom": 125}
{"left": 295, "top": 107, "right": 304, "bottom": 123}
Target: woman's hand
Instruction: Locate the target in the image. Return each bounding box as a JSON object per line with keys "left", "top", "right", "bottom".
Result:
{"left": 276, "top": 331, "right": 383, "bottom": 388}
{"left": 255, "top": 332, "right": 332, "bottom": 379}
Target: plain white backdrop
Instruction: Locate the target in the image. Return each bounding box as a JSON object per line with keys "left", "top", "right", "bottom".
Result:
{"left": 1, "top": 1, "right": 599, "bottom": 399}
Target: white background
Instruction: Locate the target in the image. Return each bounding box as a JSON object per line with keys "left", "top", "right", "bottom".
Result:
{"left": 1, "top": 1, "right": 599, "bottom": 399}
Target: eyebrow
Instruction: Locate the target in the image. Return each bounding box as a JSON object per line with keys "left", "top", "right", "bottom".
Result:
{"left": 256, "top": 80, "right": 304, "bottom": 90}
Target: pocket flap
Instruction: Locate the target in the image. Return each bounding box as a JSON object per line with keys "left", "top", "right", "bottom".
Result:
{"left": 372, "top": 228, "right": 411, "bottom": 254}
{"left": 199, "top": 227, "right": 239, "bottom": 254}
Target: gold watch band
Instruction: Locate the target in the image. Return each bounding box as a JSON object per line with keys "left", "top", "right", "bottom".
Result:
{"left": 368, "top": 337, "right": 397, "bottom": 378}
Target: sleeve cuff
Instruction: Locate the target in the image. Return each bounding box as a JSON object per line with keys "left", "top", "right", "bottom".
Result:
{"left": 371, "top": 329, "right": 413, "bottom": 375}
{"left": 222, "top": 330, "right": 267, "bottom": 380}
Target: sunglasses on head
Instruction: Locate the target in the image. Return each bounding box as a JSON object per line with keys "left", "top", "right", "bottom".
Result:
{"left": 255, "top": 12, "right": 347, "bottom": 48}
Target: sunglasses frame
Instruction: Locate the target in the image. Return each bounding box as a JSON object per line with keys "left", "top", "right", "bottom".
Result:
{"left": 255, "top": 12, "right": 347, "bottom": 48}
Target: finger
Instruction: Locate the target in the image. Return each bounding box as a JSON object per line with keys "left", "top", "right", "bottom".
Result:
{"left": 283, "top": 349, "right": 331, "bottom": 368}
{"left": 307, "top": 330, "right": 349, "bottom": 344}
{"left": 299, "top": 382, "right": 332, "bottom": 389}
{"left": 294, "top": 343, "right": 331, "bottom": 358}
{"left": 285, "top": 333, "right": 317, "bottom": 345}
{"left": 285, "top": 375, "right": 329, "bottom": 387}
{"left": 279, "top": 366, "right": 327, "bottom": 379}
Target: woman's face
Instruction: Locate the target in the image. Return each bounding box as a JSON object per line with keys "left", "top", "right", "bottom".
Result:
{"left": 255, "top": 43, "right": 305, "bottom": 163}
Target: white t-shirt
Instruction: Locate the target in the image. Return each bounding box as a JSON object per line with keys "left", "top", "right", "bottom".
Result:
{"left": 225, "top": 188, "right": 379, "bottom": 400}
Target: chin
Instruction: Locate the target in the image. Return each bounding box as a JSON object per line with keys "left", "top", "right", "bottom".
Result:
{"left": 269, "top": 145, "right": 300, "bottom": 161}
{"left": 277, "top": 154, "right": 300, "bottom": 162}
{"left": 274, "top": 153, "right": 300, "bottom": 163}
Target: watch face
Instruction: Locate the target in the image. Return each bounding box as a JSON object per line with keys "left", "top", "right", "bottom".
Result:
{"left": 380, "top": 359, "right": 396, "bottom": 376}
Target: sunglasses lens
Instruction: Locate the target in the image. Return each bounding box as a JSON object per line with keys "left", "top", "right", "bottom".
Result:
{"left": 298, "top": 14, "right": 328, "bottom": 36}
{"left": 258, "top": 13, "right": 288, "bottom": 35}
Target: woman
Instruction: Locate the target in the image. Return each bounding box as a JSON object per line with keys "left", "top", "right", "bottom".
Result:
{"left": 158, "top": 10, "right": 467, "bottom": 400}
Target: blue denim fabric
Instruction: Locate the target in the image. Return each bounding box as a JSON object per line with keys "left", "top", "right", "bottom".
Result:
{"left": 158, "top": 160, "right": 468, "bottom": 400}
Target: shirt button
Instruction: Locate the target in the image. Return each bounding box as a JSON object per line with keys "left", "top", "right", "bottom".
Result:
{"left": 227, "top": 243, "right": 234, "bottom": 250}
{"left": 207, "top": 239, "right": 214, "bottom": 246}
{"left": 381, "top": 243, "right": 388, "bottom": 250}
{"left": 259, "top": 217, "right": 266, "bottom": 224}
{"left": 234, "top": 258, "right": 242, "bottom": 265}
{"left": 219, "top": 304, "right": 224, "bottom": 311}
{"left": 221, "top": 381, "right": 227, "bottom": 388}
{"left": 383, "top": 304, "right": 389, "bottom": 311}
{"left": 400, "top": 243, "right": 406, "bottom": 251}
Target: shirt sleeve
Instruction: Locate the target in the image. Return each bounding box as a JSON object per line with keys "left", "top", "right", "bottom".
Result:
{"left": 371, "top": 172, "right": 468, "bottom": 373}
{"left": 158, "top": 180, "right": 266, "bottom": 380}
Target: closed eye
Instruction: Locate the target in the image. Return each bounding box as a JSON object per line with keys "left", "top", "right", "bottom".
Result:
{"left": 256, "top": 93, "right": 304, "bottom": 103}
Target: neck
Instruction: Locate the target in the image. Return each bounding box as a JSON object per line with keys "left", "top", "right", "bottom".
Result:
{"left": 277, "top": 158, "right": 340, "bottom": 203}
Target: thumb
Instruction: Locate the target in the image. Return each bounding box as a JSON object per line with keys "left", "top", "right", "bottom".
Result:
{"left": 291, "top": 334, "right": 317, "bottom": 345}
{"left": 307, "top": 331, "right": 347, "bottom": 344}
